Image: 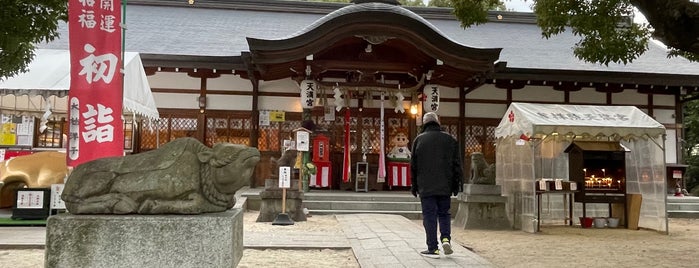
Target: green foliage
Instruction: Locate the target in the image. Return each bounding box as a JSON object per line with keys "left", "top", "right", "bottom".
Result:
{"left": 451, "top": 0, "right": 503, "bottom": 27}
{"left": 429, "top": 0, "right": 453, "bottom": 7}
{"left": 446, "top": 0, "right": 699, "bottom": 64}
{"left": 534, "top": 0, "right": 650, "bottom": 65}
{"left": 400, "top": 0, "right": 426, "bottom": 6}
{"left": 0, "top": 0, "right": 67, "bottom": 80}
{"left": 683, "top": 100, "right": 699, "bottom": 194}
{"left": 668, "top": 48, "right": 699, "bottom": 62}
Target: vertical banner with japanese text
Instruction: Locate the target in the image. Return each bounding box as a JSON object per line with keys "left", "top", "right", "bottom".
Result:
{"left": 68, "top": 0, "right": 124, "bottom": 167}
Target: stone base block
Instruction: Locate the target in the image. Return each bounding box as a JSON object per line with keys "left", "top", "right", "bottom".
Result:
{"left": 45, "top": 209, "right": 243, "bottom": 268}
{"left": 463, "top": 184, "right": 502, "bottom": 195}
{"left": 256, "top": 189, "right": 306, "bottom": 222}
{"left": 454, "top": 190, "right": 510, "bottom": 230}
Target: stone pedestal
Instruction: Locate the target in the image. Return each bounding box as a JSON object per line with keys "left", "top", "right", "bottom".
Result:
{"left": 45, "top": 209, "right": 243, "bottom": 268}
{"left": 453, "top": 184, "right": 510, "bottom": 230}
{"left": 256, "top": 179, "right": 306, "bottom": 222}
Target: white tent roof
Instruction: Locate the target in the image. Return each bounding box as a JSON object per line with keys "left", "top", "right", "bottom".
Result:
{"left": 495, "top": 102, "right": 665, "bottom": 139}
{"left": 0, "top": 49, "right": 159, "bottom": 120}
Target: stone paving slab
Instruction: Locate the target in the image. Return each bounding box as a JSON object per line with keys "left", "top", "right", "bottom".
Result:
{"left": 337, "top": 214, "right": 495, "bottom": 268}
{"left": 0, "top": 213, "right": 495, "bottom": 267}
{"left": 245, "top": 232, "right": 350, "bottom": 249}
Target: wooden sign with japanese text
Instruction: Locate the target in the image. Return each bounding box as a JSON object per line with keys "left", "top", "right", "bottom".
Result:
{"left": 68, "top": 0, "right": 124, "bottom": 166}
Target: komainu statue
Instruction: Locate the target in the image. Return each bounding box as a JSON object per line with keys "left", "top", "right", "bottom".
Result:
{"left": 61, "top": 138, "right": 260, "bottom": 214}
{"left": 468, "top": 152, "right": 495, "bottom": 185}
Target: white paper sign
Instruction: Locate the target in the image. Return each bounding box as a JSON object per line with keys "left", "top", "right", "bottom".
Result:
{"left": 279, "top": 166, "right": 291, "bottom": 188}
{"left": 16, "top": 191, "right": 44, "bottom": 209}
{"left": 538, "top": 180, "right": 546, "bottom": 191}
{"left": 570, "top": 182, "right": 577, "bottom": 191}
{"left": 555, "top": 179, "right": 563, "bottom": 190}
{"left": 259, "top": 110, "right": 270, "bottom": 126}
{"left": 673, "top": 170, "right": 683, "bottom": 179}
{"left": 51, "top": 184, "right": 66, "bottom": 209}
{"left": 296, "top": 131, "right": 310, "bottom": 152}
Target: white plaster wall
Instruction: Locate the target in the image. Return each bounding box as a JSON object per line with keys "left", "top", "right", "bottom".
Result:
{"left": 467, "top": 84, "right": 506, "bottom": 100}
{"left": 653, "top": 109, "right": 676, "bottom": 125}
{"left": 512, "top": 86, "right": 564, "bottom": 102}
{"left": 613, "top": 89, "right": 647, "bottom": 105}
{"left": 207, "top": 95, "right": 252, "bottom": 111}
{"left": 259, "top": 96, "right": 302, "bottom": 112}
{"left": 665, "top": 129, "right": 678, "bottom": 163}
{"left": 570, "top": 88, "right": 606, "bottom": 104}
{"left": 259, "top": 79, "right": 299, "bottom": 93}
{"left": 438, "top": 86, "right": 459, "bottom": 99}
{"left": 466, "top": 103, "right": 508, "bottom": 119}
{"left": 435, "top": 102, "right": 459, "bottom": 117}
{"left": 148, "top": 72, "right": 200, "bottom": 89}
{"left": 653, "top": 94, "right": 675, "bottom": 106}
{"left": 153, "top": 92, "right": 199, "bottom": 109}
{"left": 208, "top": 74, "right": 253, "bottom": 91}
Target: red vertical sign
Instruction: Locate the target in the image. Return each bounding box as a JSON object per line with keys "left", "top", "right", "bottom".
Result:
{"left": 68, "top": 0, "right": 124, "bottom": 167}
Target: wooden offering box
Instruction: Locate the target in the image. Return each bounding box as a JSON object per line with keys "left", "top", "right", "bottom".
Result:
{"left": 565, "top": 141, "right": 627, "bottom": 220}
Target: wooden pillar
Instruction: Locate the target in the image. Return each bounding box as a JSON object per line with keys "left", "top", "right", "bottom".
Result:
{"left": 243, "top": 53, "right": 260, "bottom": 148}
{"left": 458, "top": 86, "right": 466, "bottom": 160}
{"left": 196, "top": 76, "right": 207, "bottom": 142}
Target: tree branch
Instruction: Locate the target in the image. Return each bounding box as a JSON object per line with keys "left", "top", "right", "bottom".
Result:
{"left": 632, "top": 0, "right": 699, "bottom": 55}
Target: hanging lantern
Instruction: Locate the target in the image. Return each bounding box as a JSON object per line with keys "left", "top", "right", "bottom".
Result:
{"left": 423, "top": 84, "right": 439, "bottom": 112}
{"left": 300, "top": 80, "right": 316, "bottom": 109}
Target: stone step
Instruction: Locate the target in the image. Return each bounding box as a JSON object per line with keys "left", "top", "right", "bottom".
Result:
{"left": 667, "top": 197, "right": 699, "bottom": 204}
{"left": 304, "top": 192, "right": 415, "bottom": 202}
{"left": 308, "top": 209, "right": 423, "bottom": 220}
{"left": 667, "top": 211, "right": 699, "bottom": 219}
{"left": 303, "top": 200, "right": 421, "bottom": 211}
{"left": 666, "top": 203, "right": 699, "bottom": 211}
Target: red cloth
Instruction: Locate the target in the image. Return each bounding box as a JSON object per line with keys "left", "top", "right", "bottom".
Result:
{"left": 388, "top": 162, "right": 411, "bottom": 187}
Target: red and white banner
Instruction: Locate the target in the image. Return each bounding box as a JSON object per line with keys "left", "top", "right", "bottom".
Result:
{"left": 377, "top": 92, "right": 386, "bottom": 183}
{"left": 342, "top": 108, "right": 351, "bottom": 183}
{"left": 309, "top": 161, "right": 331, "bottom": 188}
{"left": 388, "top": 162, "right": 411, "bottom": 187}
{"left": 68, "top": 0, "right": 124, "bottom": 167}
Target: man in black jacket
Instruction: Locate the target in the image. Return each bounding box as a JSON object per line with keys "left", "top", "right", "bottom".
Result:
{"left": 410, "top": 112, "right": 464, "bottom": 258}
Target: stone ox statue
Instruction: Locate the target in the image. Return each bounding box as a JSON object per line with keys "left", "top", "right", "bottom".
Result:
{"left": 61, "top": 137, "right": 260, "bottom": 214}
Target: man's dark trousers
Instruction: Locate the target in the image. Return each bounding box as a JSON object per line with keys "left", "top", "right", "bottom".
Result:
{"left": 420, "top": 195, "right": 451, "bottom": 251}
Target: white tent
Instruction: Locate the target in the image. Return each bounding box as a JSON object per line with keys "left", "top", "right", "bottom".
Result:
{"left": 0, "top": 49, "right": 159, "bottom": 120}
{"left": 495, "top": 102, "right": 667, "bottom": 233}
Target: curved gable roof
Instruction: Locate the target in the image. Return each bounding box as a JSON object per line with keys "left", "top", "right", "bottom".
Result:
{"left": 247, "top": 2, "right": 501, "bottom": 73}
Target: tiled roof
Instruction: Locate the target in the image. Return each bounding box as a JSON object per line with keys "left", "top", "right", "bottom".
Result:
{"left": 39, "top": 0, "right": 699, "bottom": 76}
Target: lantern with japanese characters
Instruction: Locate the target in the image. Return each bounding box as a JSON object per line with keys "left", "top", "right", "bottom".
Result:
{"left": 423, "top": 84, "right": 439, "bottom": 113}
{"left": 300, "top": 80, "right": 316, "bottom": 109}
{"left": 310, "top": 134, "right": 332, "bottom": 188}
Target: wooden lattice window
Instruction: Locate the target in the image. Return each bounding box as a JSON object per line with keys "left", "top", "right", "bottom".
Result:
{"left": 463, "top": 121, "right": 498, "bottom": 176}
{"left": 35, "top": 118, "right": 135, "bottom": 150}
{"left": 139, "top": 114, "right": 198, "bottom": 151}
{"left": 258, "top": 120, "right": 302, "bottom": 152}
{"left": 205, "top": 116, "right": 251, "bottom": 147}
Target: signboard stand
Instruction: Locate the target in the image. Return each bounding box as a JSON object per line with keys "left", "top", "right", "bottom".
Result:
{"left": 12, "top": 188, "right": 51, "bottom": 220}
{"left": 272, "top": 166, "right": 294, "bottom": 226}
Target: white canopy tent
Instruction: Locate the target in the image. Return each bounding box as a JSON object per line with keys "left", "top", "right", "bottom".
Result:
{"left": 495, "top": 102, "right": 667, "bottom": 233}
{"left": 0, "top": 49, "right": 159, "bottom": 120}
